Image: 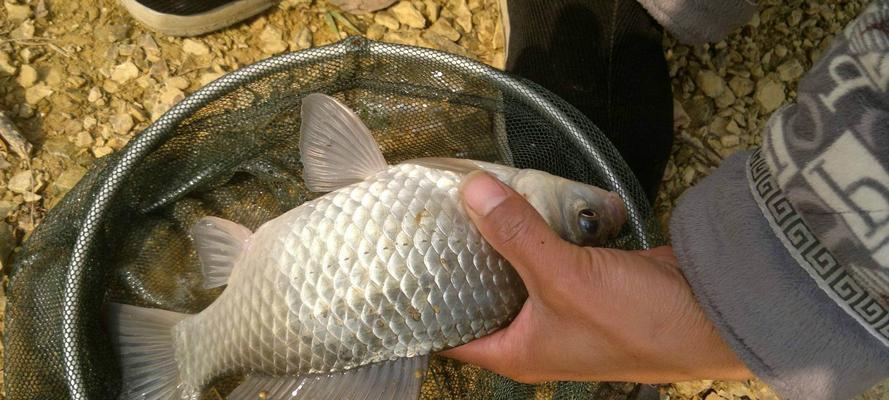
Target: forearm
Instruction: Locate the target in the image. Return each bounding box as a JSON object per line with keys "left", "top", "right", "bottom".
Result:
{"left": 670, "top": 152, "right": 889, "bottom": 399}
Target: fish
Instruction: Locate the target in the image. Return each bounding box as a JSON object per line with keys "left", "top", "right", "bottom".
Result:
{"left": 108, "top": 93, "right": 627, "bottom": 400}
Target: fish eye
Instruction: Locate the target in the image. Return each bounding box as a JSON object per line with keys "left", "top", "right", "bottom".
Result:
{"left": 578, "top": 209, "right": 599, "bottom": 235}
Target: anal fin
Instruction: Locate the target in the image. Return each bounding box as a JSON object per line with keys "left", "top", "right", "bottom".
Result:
{"left": 228, "top": 355, "right": 429, "bottom": 400}
{"left": 190, "top": 216, "right": 252, "bottom": 289}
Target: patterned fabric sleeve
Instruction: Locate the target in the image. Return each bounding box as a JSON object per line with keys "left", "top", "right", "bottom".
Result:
{"left": 671, "top": 2, "right": 889, "bottom": 398}
{"left": 635, "top": 0, "right": 756, "bottom": 44}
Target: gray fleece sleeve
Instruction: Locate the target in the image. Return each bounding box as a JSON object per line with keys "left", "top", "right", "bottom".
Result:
{"left": 669, "top": 151, "right": 889, "bottom": 400}
{"left": 635, "top": 0, "right": 755, "bottom": 44}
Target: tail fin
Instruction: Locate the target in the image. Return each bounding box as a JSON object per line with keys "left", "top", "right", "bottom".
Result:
{"left": 107, "top": 303, "right": 189, "bottom": 400}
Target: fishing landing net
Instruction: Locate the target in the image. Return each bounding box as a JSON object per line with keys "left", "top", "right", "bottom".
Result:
{"left": 5, "top": 37, "right": 664, "bottom": 399}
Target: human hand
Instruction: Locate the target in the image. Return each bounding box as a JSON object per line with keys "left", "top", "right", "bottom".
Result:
{"left": 441, "top": 171, "right": 752, "bottom": 384}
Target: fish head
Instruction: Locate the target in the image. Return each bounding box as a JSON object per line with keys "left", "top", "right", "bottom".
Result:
{"left": 509, "top": 170, "right": 627, "bottom": 247}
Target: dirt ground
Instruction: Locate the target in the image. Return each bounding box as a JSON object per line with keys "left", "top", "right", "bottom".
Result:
{"left": 0, "top": 0, "right": 887, "bottom": 399}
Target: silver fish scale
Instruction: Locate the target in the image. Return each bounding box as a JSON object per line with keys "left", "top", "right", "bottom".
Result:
{"left": 172, "top": 163, "right": 527, "bottom": 392}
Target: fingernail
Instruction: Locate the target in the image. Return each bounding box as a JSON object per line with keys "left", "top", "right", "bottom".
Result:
{"left": 462, "top": 171, "right": 509, "bottom": 216}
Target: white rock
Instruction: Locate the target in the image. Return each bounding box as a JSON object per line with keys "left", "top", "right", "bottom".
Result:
{"left": 374, "top": 11, "right": 400, "bottom": 30}
{"left": 777, "top": 59, "right": 805, "bottom": 82}
{"left": 182, "top": 39, "right": 209, "bottom": 56}
{"left": 7, "top": 171, "right": 33, "bottom": 194}
{"left": 756, "top": 78, "right": 786, "bottom": 113}
{"left": 260, "top": 26, "right": 288, "bottom": 54}
{"left": 16, "top": 64, "right": 38, "bottom": 88}
{"left": 390, "top": 1, "right": 426, "bottom": 29}
{"left": 697, "top": 70, "right": 725, "bottom": 98}
{"left": 111, "top": 61, "right": 140, "bottom": 84}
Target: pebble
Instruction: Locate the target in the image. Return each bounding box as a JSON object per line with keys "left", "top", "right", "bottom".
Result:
{"left": 199, "top": 72, "right": 223, "bottom": 86}
{"left": 697, "top": 70, "right": 726, "bottom": 98}
{"left": 5, "top": 2, "right": 32, "bottom": 21}
{"left": 182, "top": 39, "right": 210, "bottom": 56}
{"left": 366, "top": 24, "right": 386, "bottom": 40}
{"left": 672, "top": 381, "right": 715, "bottom": 398}
{"left": 329, "top": 0, "right": 398, "bottom": 13}
{"left": 50, "top": 165, "right": 87, "bottom": 197}
{"left": 374, "top": 11, "right": 401, "bottom": 30}
{"left": 720, "top": 133, "right": 740, "bottom": 147}
{"left": 7, "top": 171, "right": 33, "bottom": 194}
{"left": 673, "top": 99, "right": 690, "bottom": 129}
{"left": 16, "top": 64, "right": 38, "bottom": 88}
{"left": 0, "top": 201, "right": 14, "bottom": 218}
{"left": 167, "top": 76, "right": 189, "bottom": 90}
{"left": 728, "top": 76, "right": 754, "bottom": 97}
{"left": 74, "top": 131, "right": 93, "bottom": 147}
{"left": 714, "top": 88, "right": 736, "bottom": 108}
{"left": 260, "top": 26, "right": 288, "bottom": 54}
{"left": 450, "top": 0, "right": 473, "bottom": 32}
{"left": 391, "top": 1, "right": 426, "bottom": 29}
{"left": 110, "top": 61, "right": 140, "bottom": 84}
{"left": 110, "top": 113, "right": 135, "bottom": 134}
{"left": 24, "top": 84, "right": 53, "bottom": 105}
{"left": 87, "top": 86, "right": 103, "bottom": 103}
{"left": 92, "top": 146, "right": 114, "bottom": 158}
{"left": 295, "top": 27, "right": 313, "bottom": 50}
{"left": 429, "top": 18, "right": 460, "bottom": 42}
{"left": 777, "top": 58, "right": 805, "bottom": 82}
{"left": 424, "top": 0, "right": 440, "bottom": 21}
{"left": 0, "top": 51, "right": 16, "bottom": 75}
{"left": 756, "top": 77, "right": 786, "bottom": 113}
{"left": 0, "top": 222, "right": 14, "bottom": 265}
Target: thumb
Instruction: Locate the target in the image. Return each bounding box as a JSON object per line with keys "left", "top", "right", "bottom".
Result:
{"left": 460, "top": 171, "right": 577, "bottom": 290}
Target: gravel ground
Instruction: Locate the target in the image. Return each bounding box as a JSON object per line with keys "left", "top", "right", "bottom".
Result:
{"left": 0, "top": 0, "right": 886, "bottom": 399}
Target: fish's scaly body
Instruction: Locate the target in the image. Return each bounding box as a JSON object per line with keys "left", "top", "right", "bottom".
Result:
{"left": 172, "top": 163, "right": 527, "bottom": 391}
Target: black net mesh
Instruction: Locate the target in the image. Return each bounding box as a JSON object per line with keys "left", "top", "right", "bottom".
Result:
{"left": 5, "top": 37, "right": 663, "bottom": 399}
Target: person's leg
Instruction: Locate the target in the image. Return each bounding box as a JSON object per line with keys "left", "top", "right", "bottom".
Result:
{"left": 503, "top": 0, "right": 673, "bottom": 204}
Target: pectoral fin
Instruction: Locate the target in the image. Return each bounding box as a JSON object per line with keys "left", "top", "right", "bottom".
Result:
{"left": 227, "top": 356, "right": 429, "bottom": 400}
{"left": 299, "top": 93, "right": 389, "bottom": 192}
{"left": 191, "top": 216, "right": 252, "bottom": 289}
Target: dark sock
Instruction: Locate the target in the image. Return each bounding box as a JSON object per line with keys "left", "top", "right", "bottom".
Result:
{"left": 505, "top": 0, "right": 673, "bottom": 204}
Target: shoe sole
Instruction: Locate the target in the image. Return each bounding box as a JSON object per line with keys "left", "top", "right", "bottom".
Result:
{"left": 119, "top": 0, "right": 279, "bottom": 37}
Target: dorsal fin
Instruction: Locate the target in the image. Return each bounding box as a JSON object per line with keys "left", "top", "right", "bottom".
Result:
{"left": 190, "top": 216, "right": 252, "bottom": 289}
{"left": 299, "top": 93, "right": 388, "bottom": 193}
{"left": 227, "top": 356, "right": 429, "bottom": 400}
